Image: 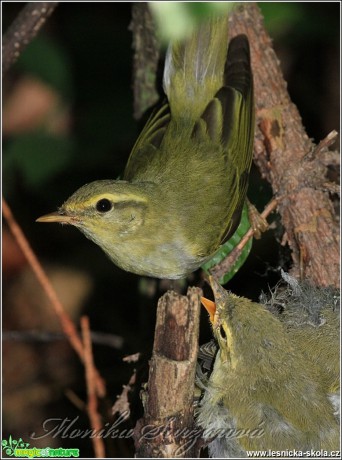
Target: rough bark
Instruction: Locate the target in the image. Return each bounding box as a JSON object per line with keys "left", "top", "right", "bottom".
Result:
{"left": 229, "top": 3, "right": 339, "bottom": 287}
{"left": 130, "top": 3, "right": 160, "bottom": 120}
{"left": 2, "top": 2, "right": 59, "bottom": 77}
{"left": 133, "top": 287, "right": 202, "bottom": 458}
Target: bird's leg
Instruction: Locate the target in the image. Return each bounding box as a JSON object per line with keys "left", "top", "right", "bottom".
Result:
{"left": 247, "top": 199, "right": 269, "bottom": 239}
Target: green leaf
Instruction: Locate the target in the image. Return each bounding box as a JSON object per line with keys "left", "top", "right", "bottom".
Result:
{"left": 201, "top": 202, "right": 252, "bottom": 284}
{"left": 150, "top": 2, "right": 236, "bottom": 43}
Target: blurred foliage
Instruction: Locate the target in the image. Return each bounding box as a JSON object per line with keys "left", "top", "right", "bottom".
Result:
{"left": 3, "top": 38, "right": 74, "bottom": 195}
{"left": 2, "top": 2, "right": 339, "bottom": 458}
{"left": 259, "top": 2, "right": 340, "bottom": 141}
{"left": 15, "top": 36, "right": 74, "bottom": 99}
{"left": 260, "top": 2, "right": 338, "bottom": 42}
{"left": 4, "top": 133, "right": 74, "bottom": 193}
{"left": 150, "top": 1, "right": 235, "bottom": 42}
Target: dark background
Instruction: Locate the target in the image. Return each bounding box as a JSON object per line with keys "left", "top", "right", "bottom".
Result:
{"left": 2, "top": 2, "right": 340, "bottom": 458}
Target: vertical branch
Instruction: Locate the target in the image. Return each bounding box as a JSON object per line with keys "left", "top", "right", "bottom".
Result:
{"left": 228, "top": 4, "right": 339, "bottom": 287}
{"left": 130, "top": 3, "right": 160, "bottom": 120}
{"left": 134, "top": 287, "right": 202, "bottom": 458}
{"left": 2, "top": 2, "right": 59, "bottom": 77}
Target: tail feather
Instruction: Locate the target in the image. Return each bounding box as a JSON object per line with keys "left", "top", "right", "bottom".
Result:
{"left": 163, "top": 15, "right": 229, "bottom": 120}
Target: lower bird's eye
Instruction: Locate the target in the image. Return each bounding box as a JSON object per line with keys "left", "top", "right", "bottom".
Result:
{"left": 96, "top": 198, "right": 112, "bottom": 213}
{"left": 219, "top": 325, "right": 227, "bottom": 340}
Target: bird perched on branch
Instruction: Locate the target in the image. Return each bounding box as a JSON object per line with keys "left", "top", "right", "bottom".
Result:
{"left": 37, "top": 13, "right": 256, "bottom": 279}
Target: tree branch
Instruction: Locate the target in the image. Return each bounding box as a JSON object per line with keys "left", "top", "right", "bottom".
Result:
{"left": 130, "top": 3, "right": 160, "bottom": 120}
{"left": 133, "top": 287, "right": 202, "bottom": 458}
{"left": 2, "top": 2, "right": 59, "bottom": 77}
{"left": 228, "top": 3, "right": 339, "bottom": 287}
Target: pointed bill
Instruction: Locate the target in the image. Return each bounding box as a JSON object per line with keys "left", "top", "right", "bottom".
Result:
{"left": 36, "top": 212, "right": 75, "bottom": 224}
{"left": 208, "top": 275, "right": 227, "bottom": 305}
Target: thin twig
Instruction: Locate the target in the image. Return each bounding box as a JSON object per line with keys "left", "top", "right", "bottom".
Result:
{"left": 112, "top": 370, "right": 137, "bottom": 420}
{"left": 210, "top": 198, "right": 278, "bottom": 280}
{"left": 2, "top": 329, "right": 124, "bottom": 349}
{"left": 64, "top": 389, "right": 87, "bottom": 412}
{"left": 305, "top": 130, "right": 339, "bottom": 161}
{"left": 123, "top": 352, "right": 141, "bottom": 363}
{"left": 81, "top": 316, "right": 106, "bottom": 458}
{"left": 2, "top": 197, "right": 106, "bottom": 397}
{"left": 2, "top": 2, "right": 59, "bottom": 77}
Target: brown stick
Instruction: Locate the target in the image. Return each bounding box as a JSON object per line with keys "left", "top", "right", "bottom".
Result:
{"left": 2, "top": 2, "right": 59, "bottom": 77}
{"left": 112, "top": 370, "right": 137, "bottom": 420}
{"left": 2, "top": 197, "right": 106, "bottom": 398}
{"left": 81, "top": 316, "right": 106, "bottom": 458}
{"left": 211, "top": 198, "right": 279, "bottom": 281}
{"left": 228, "top": 4, "right": 339, "bottom": 287}
{"left": 130, "top": 3, "right": 160, "bottom": 120}
{"left": 133, "top": 287, "right": 202, "bottom": 458}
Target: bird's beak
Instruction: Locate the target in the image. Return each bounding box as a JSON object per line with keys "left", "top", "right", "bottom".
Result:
{"left": 201, "top": 275, "right": 224, "bottom": 323}
{"left": 202, "top": 276, "right": 228, "bottom": 325}
{"left": 208, "top": 275, "right": 227, "bottom": 305}
{"left": 36, "top": 212, "right": 75, "bottom": 224}
{"left": 201, "top": 297, "right": 216, "bottom": 323}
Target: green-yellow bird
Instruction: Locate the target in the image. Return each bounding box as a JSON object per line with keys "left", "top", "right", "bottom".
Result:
{"left": 197, "top": 276, "right": 340, "bottom": 457}
{"left": 269, "top": 275, "right": 340, "bottom": 418}
{"left": 37, "top": 15, "right": 254, "bottom": 279}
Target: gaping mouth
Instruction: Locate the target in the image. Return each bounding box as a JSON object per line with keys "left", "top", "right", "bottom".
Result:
{"left": 201, "top": 296, "right": 216, "bottom": 323}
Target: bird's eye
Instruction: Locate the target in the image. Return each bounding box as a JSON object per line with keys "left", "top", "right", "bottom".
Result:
{"left": 96, "top": 198, "right": 112, "bottom": 213}
{"left": 219, "top": 325, "right": 227, "bottom": 340}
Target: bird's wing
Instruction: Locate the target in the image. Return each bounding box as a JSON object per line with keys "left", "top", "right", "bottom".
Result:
{"left": 123, "top": 102, "right": 171, "bottom": 181}
{"left": 192, "top": 35, "right": 254, "bottom": 242}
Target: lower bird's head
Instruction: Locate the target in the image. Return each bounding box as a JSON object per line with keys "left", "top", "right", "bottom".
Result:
{"left": 201, "top": 276, "right": 289, "bottom": 375}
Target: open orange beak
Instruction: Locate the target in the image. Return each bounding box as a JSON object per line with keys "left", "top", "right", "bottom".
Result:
{"left": 201, "top": 296, "right": 216, "bottom": 323}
